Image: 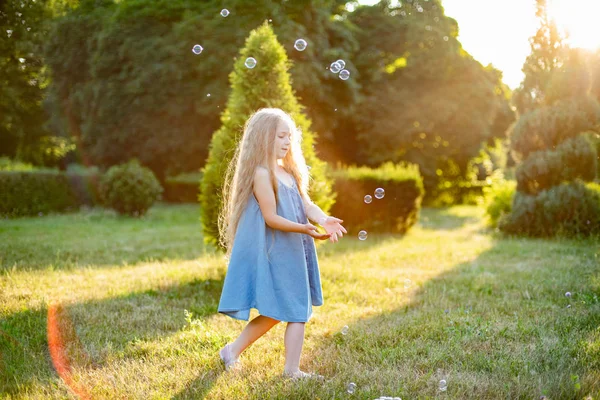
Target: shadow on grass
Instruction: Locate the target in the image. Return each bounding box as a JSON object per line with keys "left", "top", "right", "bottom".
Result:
{"left": 418, "top": 207, "right": 483, "bottom": 231}
{"left": 301, "top": 237, "right": 599, "bottom": 399}
{"left": 0, "top": 276, "right": 225, "bottom": 397}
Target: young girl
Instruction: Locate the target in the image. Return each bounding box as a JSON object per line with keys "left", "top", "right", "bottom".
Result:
{"left": 216, "top": 108, "right": 347, "bottom": 380}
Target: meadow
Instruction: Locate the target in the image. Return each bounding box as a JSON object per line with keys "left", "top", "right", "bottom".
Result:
{"left": 1, "top": 204, "right": 599, "bottom": 399}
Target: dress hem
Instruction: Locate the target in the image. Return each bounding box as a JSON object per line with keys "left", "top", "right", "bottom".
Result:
{"left": 218, "top": 307, "right": 319, "bottom": 323}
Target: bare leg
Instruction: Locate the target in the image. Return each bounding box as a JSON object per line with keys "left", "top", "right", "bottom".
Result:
{"left": 229, "top": 315, "right": 280, "bottom": 359}
{"left": 283, "top": 322, "right": 305, "bottom": 373}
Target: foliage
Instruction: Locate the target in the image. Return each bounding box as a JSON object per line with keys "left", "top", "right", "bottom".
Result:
{"left": 0, "top": 170, "right": 100, "bottom": 217}
{"left": 348, "top": 0, "right": 515, "bottom": 198}
{"left": 99, "top": 159, "right": 163, "bottom": 216}
{"left": 328, "top": 162, "right": 424, "bottom": 234}
{"left": 483, "top": 178, "right": 516, "bottom": 228}
{"left": 163, "top": 171, "right": 203, "bottom": 203}
{"left": 199, "top": 23, "right": 333, "bottom": 249}
{"left": 499, "top": 181, "right": 600, "bottom": 237}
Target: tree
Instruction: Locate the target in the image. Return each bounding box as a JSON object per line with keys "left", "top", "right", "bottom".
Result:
{"left": 0, "top": 0, "right": 64, "bottom": 165}
{"left": 345, "top": 0, "right": 515, "bottom": 197}
{"left": 200, "top": 23, "right": 334, "bottom": 249}
{"left": 512, "top": 0, "right": 566, "bottom": 115}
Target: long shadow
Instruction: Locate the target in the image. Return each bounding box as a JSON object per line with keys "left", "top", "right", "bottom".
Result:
{"left": 0, "top": 276, "right": 225, "bottom": 397}
{"left": 170, "top": 234, "right": 599, "bottom": 399}
{"left": 299, "top": 237, "right": 598, "bottom": 399}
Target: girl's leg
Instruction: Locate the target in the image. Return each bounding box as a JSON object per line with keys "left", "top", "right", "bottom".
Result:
{"left": 229, "top": 315, "right": 280, "bottom": 359}
{"left": 283, "top": 322, "right": 305, "bottom": 373}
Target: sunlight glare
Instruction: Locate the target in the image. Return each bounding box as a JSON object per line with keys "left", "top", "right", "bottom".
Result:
{"left": 547, "top": 0, "right": 600, "bottom": 50}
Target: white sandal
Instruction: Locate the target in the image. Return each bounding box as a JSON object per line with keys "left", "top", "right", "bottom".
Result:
{"left": 219, "top": 343, "right": 241, "bottom": 371}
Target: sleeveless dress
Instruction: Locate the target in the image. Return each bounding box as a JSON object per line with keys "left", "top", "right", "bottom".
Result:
{"left": 217, "top": 176, "right": 324, "bottom": 323}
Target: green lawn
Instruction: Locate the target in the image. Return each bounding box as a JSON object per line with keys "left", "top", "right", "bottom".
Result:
{"left": 1, "top": 203, "right": 599, "bottom": 399}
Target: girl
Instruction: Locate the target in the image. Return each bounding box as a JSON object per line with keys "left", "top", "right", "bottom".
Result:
{"left": 216, "top": 108, "right": 347, "bottom": 380}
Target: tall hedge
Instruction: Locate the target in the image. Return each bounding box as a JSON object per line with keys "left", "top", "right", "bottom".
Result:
{"left": 200, "top": 23, "right": 333, "bottom": 250}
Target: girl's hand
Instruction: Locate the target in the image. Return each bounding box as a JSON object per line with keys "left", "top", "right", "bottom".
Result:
{"left": 302, "top": 223, "right": 331, "bottom": 240}
{"left": 319, "top": 216, "right": 347, "bottom": 243}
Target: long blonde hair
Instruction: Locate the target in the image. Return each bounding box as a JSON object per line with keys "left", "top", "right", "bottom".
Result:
{"left": 219, "top": 108, "right": 310, "bottom": 255}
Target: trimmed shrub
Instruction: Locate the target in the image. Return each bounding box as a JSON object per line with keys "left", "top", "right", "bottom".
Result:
{"left": 0, "top": 170, "right": 101, "bottom": 217}
{"left": 329, "top": 162, "right": 424, "bottom": 235}
{"left": 99, "top": 159, "right": 162, "bottom": 217}
{"left": 499, "top": 180, "right": 600, "bottom": 237}
{"left": 163, "top": 171, "right": 202, "bottom": 203}
{"left": 509, "top": 95, "right": 600, "bottom": 161}
{"left": 516, "top": 134, "right": 597, "bottom": 195}
{"left": 483, "top": 179, "right": 516, "bottom": 228}
{"left": 200, "top": 23, "right": 333, "bottom": 249}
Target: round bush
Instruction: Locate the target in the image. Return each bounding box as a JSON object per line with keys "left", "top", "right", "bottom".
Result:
{"left": 100, "top": 159, "right": 163, "bottom": 216}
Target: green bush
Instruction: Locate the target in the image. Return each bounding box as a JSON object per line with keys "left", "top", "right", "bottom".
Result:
{"left": 483, "top": 179, "right": 516, "bottom": 228}
{"left": 0, "top": 171, "right": 101, "bottom": 217}
{"left": 509, "top": 95, "right": 600, "bottom": 161}
{"left": 329, "top": 162, "right": 424, "bottom": 235}
{"left": 200, "top": 23, "right": 333, "bottom": 249}
{"left": 99, "top": 159, "right": 163, "bottom": 216}
{"left": 516, "top": 134, "right": 597, "bottom": 195}
{"left": 499, "top": 180, "right": 600, "bottom": 237}
{"left": 163, "top": 171, "right": 202, "bottom": 203}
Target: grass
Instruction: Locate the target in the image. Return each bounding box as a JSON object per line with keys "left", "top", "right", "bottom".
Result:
{"left": 0, "top": 203, "right": 599, "bottom": 399}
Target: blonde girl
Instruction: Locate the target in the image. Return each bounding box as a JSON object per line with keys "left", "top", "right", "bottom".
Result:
{"left": 217, "top": 108, "right": 346, "bottom": 379}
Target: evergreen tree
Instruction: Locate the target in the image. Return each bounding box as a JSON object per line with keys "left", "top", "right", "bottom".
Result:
{"left": 200, "top": 23, "right": 334, "bottom": 249}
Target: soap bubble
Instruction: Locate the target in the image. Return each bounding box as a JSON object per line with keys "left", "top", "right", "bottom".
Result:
{"left": 339, "top": 69, "right": 350, "bottom": 80}
{"left": 347, "top": 382, "right": 356, "bottom": 394}
{"left": 220, "top": 9, "right": 230, "bottom": 17}
{"left": 245, "top": 57, "right": 257, "bottom": 69}
{"left": 439, "top": 379, "right": 447, "bottom": 391}
{"left": 358, "top": 230, "right": 368, "bottom": 241}
{"left": 565, "top": 292, "right": 572, "bottom": 298}
{"left": 404, "top": 279, "right": 412, "bottom": 289}
{"left": 443, "top": 36, "right": 449, "bottom": 41}
{"left": 206, "top": 93, "right": 211, "bottom": 97}
{"left": 192, "top": 44, "right": 203, "bottom": 55}
{"left": 294, "top": 38, "right": 307, "bottom": 51}
{"left": 374, "top": 187, "right": 385, "bottom": 199}
{"left": 335, "top": 59, "right": 346, "bottom": 69}
{"left": 341, "top": 325, "right": 349, "bottom": 335}
{"left": 330, "top": 61, "right": 342, "bottom": 73}
{"left": 364, "top": 195, "right": 373, "bottom": 204}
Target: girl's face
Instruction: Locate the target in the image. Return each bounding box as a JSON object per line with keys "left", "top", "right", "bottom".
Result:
{"left": 274, "top": 118, "right": 292, "bottom": 160}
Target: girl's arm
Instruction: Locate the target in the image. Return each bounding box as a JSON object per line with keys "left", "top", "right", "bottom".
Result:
{"left": 254, "top": 168, "right": 330, "bottom": 240}
{"left": 301, "top": 194, "right": 347, "bottom": 243}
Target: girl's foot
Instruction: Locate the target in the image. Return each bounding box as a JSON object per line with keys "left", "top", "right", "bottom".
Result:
{"left": 219, "top": 343, "right": 241, "bottom": 371}
{"left": 282, "top": 369, "right": 325, "bottom": 381}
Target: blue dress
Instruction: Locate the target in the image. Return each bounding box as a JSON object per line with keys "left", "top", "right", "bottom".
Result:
{"left": 217, "top": 176, "right": 324, "bottom": 323}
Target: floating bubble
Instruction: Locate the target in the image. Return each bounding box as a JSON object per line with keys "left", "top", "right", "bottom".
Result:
{"left": 425, "top": 25, "right": 432, "bottom": 31}
{"left": 358, "top": 230, "right": 368, "bottom": 241}
{"left": 294, "top": 38, "right": 307, "bottom": 51}
{"left": 347, "top": 382, "right": 356, "bottom": 394}
{"left": 567, "top": 304, "right": 572, "bottom": 308}
{"left": 245, "top": 57, "right": 257, "bottom": 69}
{"left": 364, "top": 195, "right": 373, "bottom": 204}
{"left": 341, "top": 325, "right": 349, "bottom": 335}
{"left": 192, "top": 44, "right": 203, "bottom": 55}
{"left": 335, "top": 59, "right": 346, "bottom": 69}
{"left": 417, "top": 6, "right": 423, "bottom": 12}
{"left": 7, "top": 29, "right": 13, "bottom": 37}
{"left": 444, "top": 309, "right": 449, "bottom": 314}
{"left": 443, "top": 36, "right": 449, "bottom": 41}
{"left": 220, "top": 8, "right": 230, "bottom": 17}
{"left": 374, "top": 187, "right": 385, "bottom": 199}
{"left": 206, "top": 93, "right": 211, "bottom": 97}
{"left": 400, "top": 11, "right": 406, "bottom": 16}
{"left": 565, "top": 291, "right": 572, "bottom": 298}
{"left": 339, "top": 69, "right": 350, "bottom": 80}
{"left": 439, "top": 379, "right": 447, "bottom": 391}
{"left": 404, "top": 278, "right": 412, "bottom": 289}
{"left": 330, "top": 61, "right": 342, "bottom": 73}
